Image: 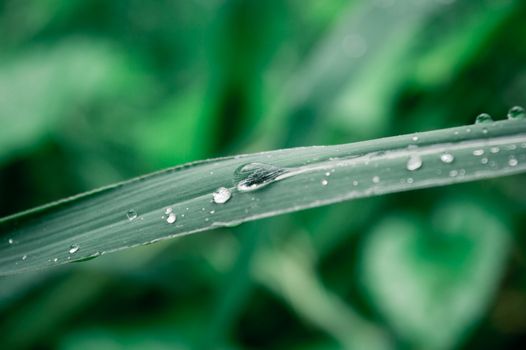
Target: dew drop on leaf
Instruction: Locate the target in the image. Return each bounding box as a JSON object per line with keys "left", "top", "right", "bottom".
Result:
{"left": 69, "top": 244, "right": 80, "bottom": 254}
{"left": 166, "top": 213, "right": 177, "bottom": 224}
{"left": 507, "top": 106, "right": 525, "bottom": 120}
{"left": 440, "top": 153, "right": 454, "bottom": 164}
{"left": 508, "top": 158, "right": 518, "bottom": 167}
{"left": 235, "top": 163, "right": 288, "bottom": 192}
{"left": 126, "top": 210, "right": 138, "bottom": 221}
{"left": 406, "top": 155, "right": 423, "bottom": 171}
{"left": 213, "top": 187, "right": 232, "bottom": 204}
{"left": 475, "top": 113, "right": 493, "bottom": 124}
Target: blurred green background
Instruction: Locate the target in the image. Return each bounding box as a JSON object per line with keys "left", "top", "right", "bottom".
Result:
{"left": 1, "top": 0, "right": 526, "bottom": 349}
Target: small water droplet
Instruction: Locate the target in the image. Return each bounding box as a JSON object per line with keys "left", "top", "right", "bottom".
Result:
{"left": 475, "top": 113, "right": 493, "bottom": 124}
{"left": 321, "top": 179, "right": 328, "bottom": 186}
{"left": 166, "top": 213, "right": 177, "bottom": 224}
{"left": 53, "top": 258, "right": 58, "bottom": 262}
{"left": 235, "top": 163, "right": 288, "bottom": 192}
{"left": 213, "top": 187, "right": 232, "bottom": 204}
{"left": 449, "top": 170, "right": 458, "bottom": 177}
{"left": 406, "top": 155, "right": 423, "bottom": 171}
{"left": 325, "top": 172, "right": 331, "bottom": 177}
{"left": 412, "top": 136, "right": 419, "bottom": 142}
{"left": 507, "top": 106, "right": 525, "bottom": 120}
{"left": 210, "top": 210, "right": 215, "bottom": 214}
{"left": 509, "top": 158, "right": 518, "bottom": 167}
{"left": 473, "top": 149, "right": 484, "bottom": 156}
{"left": 440, "top": 153, "right": 454, "bottom": 164}
{"left": 8, "top": 238, "right": 14, "bottom": 244}
{"left": 126, "top": 210, "right": 138, "bottom": 221}
{"left": 22, "top": 255, "right": 27, "bottom": 261}
{"left": 490, "top": 147, "right": 500, "bottom": 154}
{"left": 69, "top": 244, "right": 80, "bottom": 254}
{"left": 407, "top": 178, "right": 414, "bottom": 184}
{"left": 165, "top": 207, "right": 173, "bottom": 215}
{"left": 353, "top": 180, "right": 359, "bottom": 186}
{"left": 372, "top": 176, "right": 380, "bottom": 183}
{"left": 481, "top": 157, "right": 489, "bottom": 164}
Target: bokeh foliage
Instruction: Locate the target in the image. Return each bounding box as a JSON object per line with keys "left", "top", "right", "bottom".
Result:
{"left": 1, "top": 0, "right": 526, "bottom": 349}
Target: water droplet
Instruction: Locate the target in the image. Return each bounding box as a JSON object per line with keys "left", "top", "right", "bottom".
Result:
{"left": 235, "top": 163, "right": 288, "bottom": 192}
{"left": 53, "top": 258, "right": 58, "bottom": 262}
{"left": 507, "top": 106, "right": 525, "bottom": 120}
{"left": 482, "top": 128, "right": 488, "bottom": 134}
{"left": 165, "top": 207, "right": 173, "bottom": 215}
{"left": 325, "top": 172, "right": 331, "bottom": 177}
{"left": 406, "top": 155, "right": 423, "bottom": 171}
{"left": 126, "top": 210, "right": 138, "bottom": 221}
{"left": 509, "top": 158, "right": 518, "bottom": 167}
{"left": 407, "top": 178, "right": 414, "bottom": 184}
{"left": 22, "top": 255, "right": 27, "bottom": 261}
{"left": 353, "top": 180, "right": 359, "bottom": 186}
{"left": 69, "top": 244, "right": 80, "bottom": 254}
{"left": 440, "top": 153, "right": 454, "bottom": 164}
{"left": 412, "top": 136, "right": 419, "bottom": 142}
{"left": 449, "top": 170, "right": 458, "bottom": 177}
{"left": 473, "top": 149, "right": 484, "bottom": 156}
{"left": 481, "top": 157, "right": 489, "bottom": 165}
{"left": 490, "top": 147, "right": 500, "bottom": 154}
{"left": 210, "top": 210, "right": 215, "bottom": 214}
{"left": 8, "top": 238, "right": 14, "bottom": 244}
{"left": 213, "top": 187, "right": 232, "bottom": 204}
{"left": 166, "top": 213, "right": 177, "bottom": 224}
{"left": 372, "top": 176, "right": 380, "bottom": 183}
{"left": 321, "top": 179, "right": 328, "bottom": 186}
{"left": 475, "top": 113, "right": 493, "bottom": 124}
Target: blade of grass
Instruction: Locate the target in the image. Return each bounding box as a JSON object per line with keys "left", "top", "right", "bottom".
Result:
{"left": 1, "top": 119, "right": 526, "bottom": 275}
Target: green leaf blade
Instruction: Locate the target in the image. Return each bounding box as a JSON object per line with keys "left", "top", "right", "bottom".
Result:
{"left": 1, "top": 119, "right": 526, "bottom": 275}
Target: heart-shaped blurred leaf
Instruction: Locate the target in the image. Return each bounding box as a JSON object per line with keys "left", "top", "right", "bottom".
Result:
{"left": 360, "top": 199, "right": 510, "bottom": 349}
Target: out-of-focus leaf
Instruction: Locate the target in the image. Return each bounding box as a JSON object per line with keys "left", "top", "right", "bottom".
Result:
{"left": 360, "top": 199, "right": 511, "bottom": 349}
{"left": 0, "top": 39, "right": 143, "bottom": 165}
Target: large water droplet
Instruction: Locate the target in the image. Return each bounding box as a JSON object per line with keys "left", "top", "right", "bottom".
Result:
{"left": 213, "top": 187, "right": 232, "bottom": 204}
{"left": 406, "top": 155, "right": 423, "bottom": 171}
{"left": 69, "top": 244, "right": 80, "bottom": 254}
{"left": 166, "top": 212, "right": 177, "bottom": 224}
{"left": 440, "top": 153, "right": 454, "bottom": 164}
{"left": 475, "top": 113, "right": 493, "bottom": 124}
{"left": 235, "top": 163, "right": 288, "bottom": 192}
{"left": 507, "top": 106, "right": 525, "bottom": 120}
{"left": 126, "top": 209, "right": 138, "bottom": 221}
